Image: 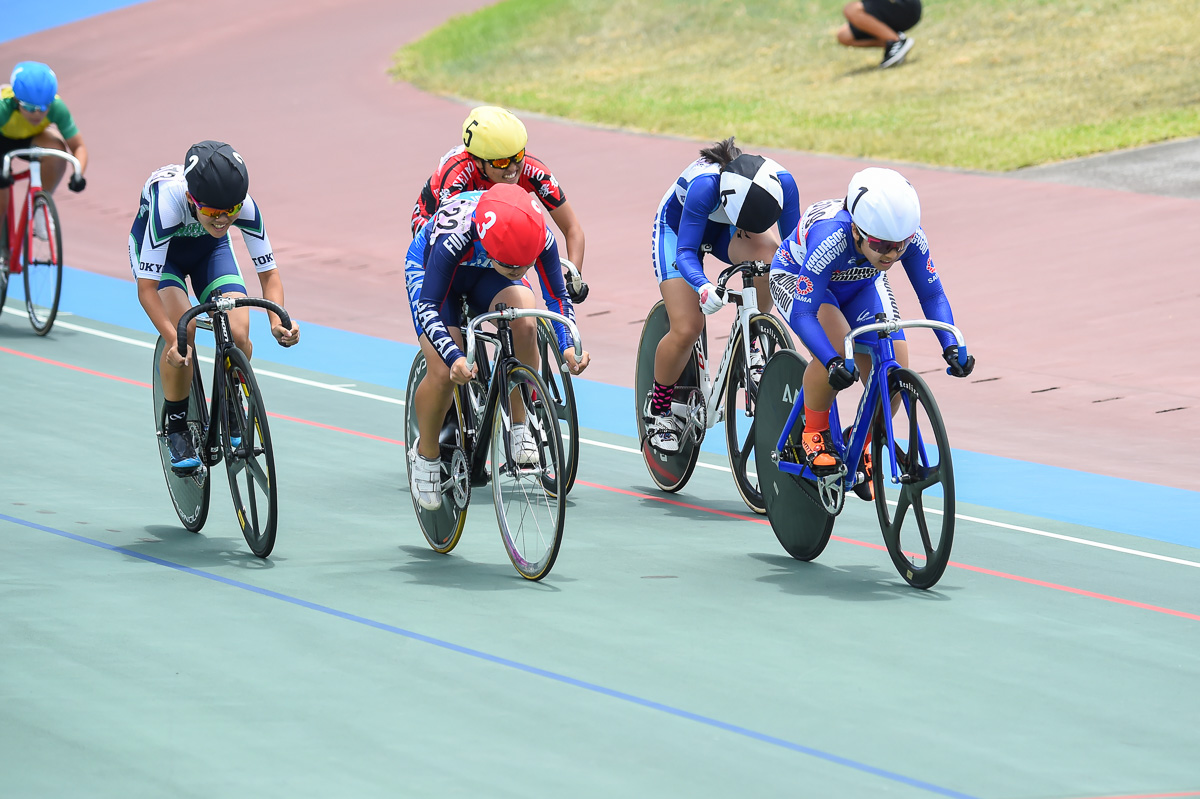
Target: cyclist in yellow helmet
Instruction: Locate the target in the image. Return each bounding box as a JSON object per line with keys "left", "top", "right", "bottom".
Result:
{"left": 410, "top": 106, "right": 587, "bottom": 283}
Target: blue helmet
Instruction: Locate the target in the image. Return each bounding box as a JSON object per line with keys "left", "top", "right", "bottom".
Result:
{"left": 11, "top": 61, "right": 58, "bottom": 110}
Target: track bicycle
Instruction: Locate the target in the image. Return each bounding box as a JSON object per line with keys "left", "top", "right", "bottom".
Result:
{"left": 0, "top": 147, "right": 82, "bottom": 335}
{"left": 754, "top": 316, "right": 968, "bottom": 589}
{"left": 151, "top": 292, "right": 293, "bottom": 558}
{"left": 404, "top": 305, "right": 582, "bottom": 580}
{"left": 633, "top": 260, "right": 794, "bottom": 513}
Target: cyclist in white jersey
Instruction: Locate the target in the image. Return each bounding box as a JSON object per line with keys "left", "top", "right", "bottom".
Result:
{"left": 128, "top": 141, "right": 300, "bottom": 472}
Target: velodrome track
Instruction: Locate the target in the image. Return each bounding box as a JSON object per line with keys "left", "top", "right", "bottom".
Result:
{"left": 3, "top": 2, "right": 1200, "bottom": 797}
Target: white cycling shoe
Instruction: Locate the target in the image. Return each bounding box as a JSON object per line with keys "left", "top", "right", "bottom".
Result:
{"left": 646, "top": 413, "right": 681, "bottom": 454}
{"left": 408, "top": 442, "right": 443, "bottom": 511}
{"left": 510, "top": 422, "right": 540, "bottom": 466}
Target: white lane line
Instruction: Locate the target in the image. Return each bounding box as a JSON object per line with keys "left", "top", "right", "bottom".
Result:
{"left": 32, "top": 314, "right": 1199, "bottom": 566}
{"left": 32, "top": 313, "right": 405, "bottom": 406}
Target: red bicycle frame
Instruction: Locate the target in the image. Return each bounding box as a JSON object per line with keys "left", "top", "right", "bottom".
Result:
{"left": 3, "top": 160, "right": 37, "bottom": 275}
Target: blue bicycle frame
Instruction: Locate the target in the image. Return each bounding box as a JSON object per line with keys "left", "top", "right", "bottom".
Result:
{"left": 774, "top": 318, "right": 967, "bottom": 493}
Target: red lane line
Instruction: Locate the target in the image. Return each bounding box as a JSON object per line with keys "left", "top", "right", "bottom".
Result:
{"left": 1, "top": 345, "right": 153, "bottom": 388}
{"left": 1, "top": 345, "right": 407, "bottom": 445}
{"left": 8, "top": 344, "right": 1200, "bottom": 622}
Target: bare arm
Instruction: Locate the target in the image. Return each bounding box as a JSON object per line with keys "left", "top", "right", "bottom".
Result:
{"left": 255, "top": 268, "right": 300, "bottom": 346}
{"left": 65, "top": 133, "right": 88, "bottom": 174}
{"left": 547, "top": 199, "right": 585, "bottom": 271}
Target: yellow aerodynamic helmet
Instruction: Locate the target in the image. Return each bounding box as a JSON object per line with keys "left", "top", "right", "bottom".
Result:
{"left": 462, "top": 106, "right": 528, "bottom": 161}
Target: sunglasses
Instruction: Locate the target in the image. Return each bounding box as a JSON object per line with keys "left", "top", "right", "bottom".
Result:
{"left": 188, "top": 193, "right": 243, "bottom": 219}
{"left": 857, "top": 227, "right": 912, "bottom": 255}
{"left": 482, "top": 149, "right": 525, "bottom": 170}
{"left": 17, "top": 100, "right": 50, "bottom": 113}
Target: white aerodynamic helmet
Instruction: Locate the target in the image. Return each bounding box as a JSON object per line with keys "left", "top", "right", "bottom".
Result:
{"left": 720, "top": 154, "right": 785, "bottom": 234}
{"left": 846, "top": 167, "right": 921, "bottom": 242}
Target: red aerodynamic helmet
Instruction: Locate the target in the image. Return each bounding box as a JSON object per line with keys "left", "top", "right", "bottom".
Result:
{"left": 473, "top": 183, "right": 546, "bottom": 266}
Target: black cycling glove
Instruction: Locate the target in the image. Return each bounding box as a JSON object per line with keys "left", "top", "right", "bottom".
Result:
{"left": 943, "top": 345, "right": 975, "bottom": 378}
{"left": 68, "top": 174, "right": 87, "bottom": 193}
{"left": 826, "top": 356, "right": 858, "bottom": 390}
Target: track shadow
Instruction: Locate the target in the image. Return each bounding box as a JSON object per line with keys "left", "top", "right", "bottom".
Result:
{"left": 116, "top": 524, "right": 278, "bottom": 570}
{"left": 390, "top": 544, "right": 566, "bottom": 592}
{"left": 748, "top": 551, "right": 956, "bottom": 602}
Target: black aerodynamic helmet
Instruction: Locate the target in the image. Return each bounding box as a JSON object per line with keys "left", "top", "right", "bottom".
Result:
{"left": 184, "top": 140, "right": 249, "bottom": 209}
{"left": 719, "top": 153, "right": 785, "bottom": 234}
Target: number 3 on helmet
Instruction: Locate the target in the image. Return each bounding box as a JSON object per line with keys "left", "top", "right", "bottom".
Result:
{"left": 473, "top": 183, "right": 546, "bottom": 267}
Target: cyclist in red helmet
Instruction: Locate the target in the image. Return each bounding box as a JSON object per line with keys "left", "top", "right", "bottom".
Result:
{"left": 406, "top": 182, "right": 590, "bottom": 511}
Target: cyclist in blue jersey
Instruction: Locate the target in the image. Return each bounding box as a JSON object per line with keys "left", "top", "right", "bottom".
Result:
{"left": 406, "top": 182, "right": 590, "bottom": 511}
{"left": 129, "top": 141, "right": 300, "bottom": 473}
{"left": 646, "top": 137, "right": 801, "bottom": 454}
{"left": 768, "top": 167, "right": 974, "bottom": 497}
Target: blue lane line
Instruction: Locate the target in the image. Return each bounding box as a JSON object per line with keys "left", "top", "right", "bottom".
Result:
{"left": 1, "top": 511, "right": 980, "bottom": 799}
{"left": 27, "top": 264, "right": 1200, "bottom": 550}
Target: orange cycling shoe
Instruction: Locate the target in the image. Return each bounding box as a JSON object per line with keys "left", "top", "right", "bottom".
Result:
{"left": 801, "top": 429, "right": 842, "bottom": 476}
{"left": 845, "top": 427, "right": 873, "bottom": 501}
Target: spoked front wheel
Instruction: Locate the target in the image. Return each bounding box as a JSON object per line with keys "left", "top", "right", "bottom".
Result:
{"left": 754, "top": 349, "right": 835, "bottom": 561}
{"left": 404, "top": 353, "right": 469, "bottom": 553}
{"left": 151, "top": 337, "right": 211, "bottom": 532}
{"left": 871, "top": 367, "right": 955, "bottom": 589}
{"left": 491, "top": 363, "right": 566, "bottom": 580}
{"left": 633, "top": 300, "right": 705, "bottom": 492}
{"left": 222, "top": 347, "right": 278, "bottom": 558}
{"left": 725, "top": 313, "right": 794, "bottom": 514}
{"left": 537, "top": 318, "right": 579, "bottom": 494}
{"left": 24, "top": 191, "right": 63, "bottom": 336}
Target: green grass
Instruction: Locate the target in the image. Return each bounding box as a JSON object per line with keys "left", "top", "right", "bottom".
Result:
{"left": 391, "top": 0, "right": 1200, "bottom": 170}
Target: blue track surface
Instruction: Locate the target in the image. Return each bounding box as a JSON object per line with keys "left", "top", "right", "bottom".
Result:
{"left": 3, "top": 1, "right": 147, "bottom": 42}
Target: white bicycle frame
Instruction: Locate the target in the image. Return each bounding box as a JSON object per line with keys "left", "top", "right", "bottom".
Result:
{"left": 672, "top": 276, "right": 766, "bottom": 442}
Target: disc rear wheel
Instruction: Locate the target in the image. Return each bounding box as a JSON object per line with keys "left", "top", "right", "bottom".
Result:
{"left": 152, "top": 337, "right": 211, "bottom": 532}
{"left": 405, "top": 353, "right": 468, "bottom": 553}
{"left": 754, "top": 349, "right": 835, "bottom": 561}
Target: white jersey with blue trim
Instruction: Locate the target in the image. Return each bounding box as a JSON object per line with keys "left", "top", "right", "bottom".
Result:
{"left": 128, "top": 165, "right": 276, "bottom": 282}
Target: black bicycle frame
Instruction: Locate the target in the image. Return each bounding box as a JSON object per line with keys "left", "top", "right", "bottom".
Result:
{"left": 458, "top": 317, "right": 521, "bottom": 488}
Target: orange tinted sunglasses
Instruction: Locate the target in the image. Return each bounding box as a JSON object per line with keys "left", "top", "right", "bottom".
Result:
{"left": 188, "top": 192, "right": 243, "bottom": 219}
{"left": 483, "top": 149, "right": 526, "bottom": 169}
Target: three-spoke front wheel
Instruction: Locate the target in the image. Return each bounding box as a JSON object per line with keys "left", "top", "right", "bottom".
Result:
{"left": 871, "top": 367, "right": 955, "bottom": 589}
{"left": 222, "top": 347, "right": 278, "bottom": 558}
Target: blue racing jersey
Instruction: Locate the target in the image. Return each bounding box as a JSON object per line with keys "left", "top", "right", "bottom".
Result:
{"left": 658, "top": 157, "right": 801, "bottom": 289}
{"left": 774, "top": 198, "right": 957, "bottom": 365}
{"left": 415, "top": 192, "right": 576, "bottom": 370}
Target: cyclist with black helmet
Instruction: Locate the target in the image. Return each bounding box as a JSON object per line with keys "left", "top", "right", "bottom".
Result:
{"left": 129, "top": 140, "right": 300, "bottom": 473}
{"left": 0, "top": 61, "right": 88, "bottom": 235}
{"left": 768, "top": 167, "right": 973, "bottom": 495}
{"left": 410, "top": 106, "right": 587, "bottom": 281}
{"left": 406, "top": 182, "right": 590, "bottom": 511}
{"left": 645, "top": 136, "right": 801, "bottom": 454}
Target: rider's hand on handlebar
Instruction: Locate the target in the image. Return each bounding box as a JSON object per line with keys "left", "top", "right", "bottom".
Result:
{"left": 825, "top": 356, "right": 858, "bottom": 390}
{"left": 562, "top": 258, "right": 588, "bottom": 303}
{"left": 68, "top": 174, "right": 87, "bottom": 193}
{"left": 564, "top": 348, "right": 590, "bottom": 375}
{"left": 942, "top": 345, "right": 975, "bottom": 378}
{"left": 449, "top": 357, "right": 477, "bottom": 385}
{"left": 273, "top": 321, "right": 300, "bottom": 348}
{"left": 166, "top": 343, "right": 192, "bottom": 369}
{"left": 698, "top": 282, "right": 726, "bottom": 315}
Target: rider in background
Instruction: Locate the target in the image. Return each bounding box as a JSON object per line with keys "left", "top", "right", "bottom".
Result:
{"left": 129, "top": 141, "right": 300, "bottom": 472}
{"left": 410, "top": 105, "right": 587, "bottom": 281}
{"left": 406, "top": 182, "right": 590, "bottom": 511}
{"left": 0, "top": 61, "right": 88, "bottom": 235}
{"left": 768, "top": 167, "right": 974, "bottom": 496}
{"left": 645, "top": 136, "right": 800, "bottom": 454}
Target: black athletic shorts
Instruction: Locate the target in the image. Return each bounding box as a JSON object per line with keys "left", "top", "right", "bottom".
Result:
{"left": 0, "top": 135, "right": 34, "bottom": 159}
{"left": 850, "top": 0, "right": 922, "bottom": 39}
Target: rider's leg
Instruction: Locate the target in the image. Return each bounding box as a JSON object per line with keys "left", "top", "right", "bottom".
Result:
{"left": 414, "top": 330, "right": 463, "bottom": 462}
{"left": 157, "top": 285, "right": 195, "bottom": 403}
{"left": 30, "top": 129, "right": 69, "bottom": 193}
{"left": 798, "top": 303, "right": 854, "bottom": 473}
{"left": 653, "top": 277, "right": 705, "bottom": 387}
